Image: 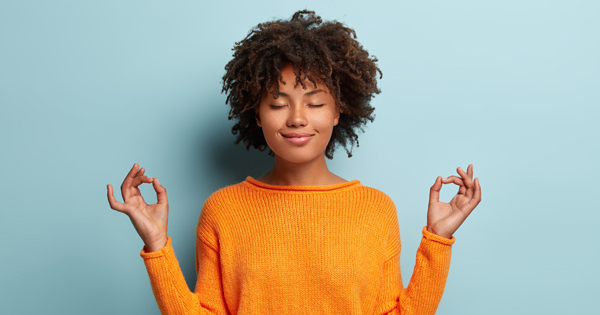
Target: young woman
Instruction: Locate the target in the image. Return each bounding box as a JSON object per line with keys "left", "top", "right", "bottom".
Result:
{"left": 107, "top": 10, "right": 481, "bottom": 315}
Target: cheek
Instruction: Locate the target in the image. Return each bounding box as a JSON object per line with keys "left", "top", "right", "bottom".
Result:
{"left": 314, "top": 113, "right": 338, "bottom": 132}
{"left": 260, "top": 113, "right": 281, "bottom": 131}
{"left": 259, "top": 114, "right": 285, "bottom": 145}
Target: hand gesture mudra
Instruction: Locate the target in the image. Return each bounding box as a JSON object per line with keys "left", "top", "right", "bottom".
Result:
{"left": 427, "top": 164, "right": 482, "bottom": 239}
{"left": 107, "top": 163, "right": 169, "bottom": 252}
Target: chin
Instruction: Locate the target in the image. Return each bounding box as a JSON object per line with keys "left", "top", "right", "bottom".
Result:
{"left": 272, "top": 149, "right": 325, "bottom": 164}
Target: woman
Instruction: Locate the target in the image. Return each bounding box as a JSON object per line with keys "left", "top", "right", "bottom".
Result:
{"left": 107, "top": 10, "right": 481, "bottom": 315}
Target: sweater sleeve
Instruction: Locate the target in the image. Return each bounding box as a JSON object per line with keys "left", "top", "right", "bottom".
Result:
{"left": 140, "top": 235, "right": 229, "bottom": 315}
{"left": 376, "top": 224, "right": 454, "bottom": 315}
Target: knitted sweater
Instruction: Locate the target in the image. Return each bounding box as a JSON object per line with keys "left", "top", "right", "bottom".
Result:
{"left": 140, "top": 177, "right": 455, "bottom": 315}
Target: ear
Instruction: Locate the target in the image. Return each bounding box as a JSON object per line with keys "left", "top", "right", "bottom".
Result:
{"left": 255, "top": 106, "right": 262, "bottom": 127}
{"left": 333, "top": 107, "right": 340, "bottom": 126}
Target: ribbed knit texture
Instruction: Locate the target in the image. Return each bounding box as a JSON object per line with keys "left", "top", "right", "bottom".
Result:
{"left": 140, "top": 177, "right": 455, "bottom": 315}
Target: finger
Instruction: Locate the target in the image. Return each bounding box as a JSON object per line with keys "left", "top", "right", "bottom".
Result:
{"left": 457, "top": 166, "right": 474, "bottom": 198}
{"left": 467, "top": 164, "right": 475, "bottom": 199}
{"left": 129, "top": 167, "right": 145, "bottom": 197}
{"left": 132, "top": 167, "right": 147, "bottom": 188}
{"left": 121, "top": 163, "right": 140, "bottom": 200}
{"left": 130, "top": 175, "right": 154, "bottom": 189}
{"left": 443, "top": 175, "right": 466, "bottom": 195}
{"left": 153, "top": 178, "right": 168, "bottom": 207}
{"left": 456, "top": 167, "right": 473, "bottom": 188}
{"left": 442, "top": 175, "right": 464, "bottom": 187}
{"left": 107, "top": 184, "right": 127, "bottom": 213}
{"left": 468, "top": 177, "right": 482, "bottom": 208}
{"left": 130, "top": 167, "right": 153, "bottom": 196}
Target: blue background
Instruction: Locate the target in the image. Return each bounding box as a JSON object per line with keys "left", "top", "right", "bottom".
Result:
{"left": 1, "top": 0, "right": 598, "bottom": 314}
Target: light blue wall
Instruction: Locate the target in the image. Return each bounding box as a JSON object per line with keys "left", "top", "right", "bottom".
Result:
{"left": 1, "top": 1, "right": 598, "bottom": 314}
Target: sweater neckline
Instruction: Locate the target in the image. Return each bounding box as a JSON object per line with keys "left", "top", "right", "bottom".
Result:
{"left": 244, "top": 176, "right": 362, "bottom": 192}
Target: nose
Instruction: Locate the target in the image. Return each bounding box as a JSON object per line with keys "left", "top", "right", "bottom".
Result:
{"left": 287, "top": 104, "right": 308, "bottom": 127}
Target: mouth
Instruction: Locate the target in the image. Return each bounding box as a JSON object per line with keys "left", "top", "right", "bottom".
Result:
{"left": 281, "top": 132, "right": 315, "bottom": 145}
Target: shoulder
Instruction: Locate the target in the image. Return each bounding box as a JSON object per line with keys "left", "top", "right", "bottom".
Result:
{"left": 196, "top": 180, "right": 248, "bottom": 237}
{"left": 346, "top": 183, "right": 398, "bottom": 221}
{"left": 356, "top": 185, "right": 401, "bottom": 240}
{"left": 202, "top": 180, "right": 249, "bottom": 212}
{"left": 354, "top": 184, "right": 396, "bottom": 208}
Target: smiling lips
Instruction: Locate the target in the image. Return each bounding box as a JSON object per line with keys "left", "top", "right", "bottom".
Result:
{"left": 282, "top": 132, "right": 314, "bottom": 145}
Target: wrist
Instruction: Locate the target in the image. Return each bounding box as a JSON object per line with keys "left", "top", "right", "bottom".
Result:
{"left": 145, "top": 236, "right": 168, "bottom": 252}
{"left": 427, "top": 226, "right": 453, "bottom": 239}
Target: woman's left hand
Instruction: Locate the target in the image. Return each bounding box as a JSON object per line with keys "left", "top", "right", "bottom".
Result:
{"left": 427, "top": 164, "right": 482, "bottom": 239}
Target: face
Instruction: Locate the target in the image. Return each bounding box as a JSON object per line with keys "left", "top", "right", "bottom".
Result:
{"left": 255, "top": 64, "right": 340, "bottom": 164}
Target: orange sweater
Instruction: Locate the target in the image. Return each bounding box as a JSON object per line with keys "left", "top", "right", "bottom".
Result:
{"left": 140, "top": 177, "right": 455, "bottom": 315}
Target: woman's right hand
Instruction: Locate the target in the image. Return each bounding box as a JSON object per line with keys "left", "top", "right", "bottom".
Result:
{"left": 107, "top": 163, "right": 169, "bottom": 252}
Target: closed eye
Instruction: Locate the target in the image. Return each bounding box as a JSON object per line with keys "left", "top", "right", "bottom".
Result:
{"left": 270, "top": 105, "right": 286, "bottom": 109}
{"left": 308, "top": 104, "right": 324, "bottom": 107}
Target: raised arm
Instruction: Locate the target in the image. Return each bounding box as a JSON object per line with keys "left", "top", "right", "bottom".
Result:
{"left": 140, "top": 234, "right": 228, "bottom": 315}
{"left": 107, "top": 164, "right": 228, "bottom": 314}
{"left": 377, "top": 164, "right": 481, "bottom": 315}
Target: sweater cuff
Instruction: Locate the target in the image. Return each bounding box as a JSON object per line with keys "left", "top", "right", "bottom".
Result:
{"left": 422, "top": 226, "right": 455, "bottom": 245}
{"left": 140, "top": 236, "right": 172, "bottom": 259}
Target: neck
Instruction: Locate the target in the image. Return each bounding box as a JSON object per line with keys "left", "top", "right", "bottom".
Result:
{"left": 258, "top": 153, "right": 345, "bottom": 186}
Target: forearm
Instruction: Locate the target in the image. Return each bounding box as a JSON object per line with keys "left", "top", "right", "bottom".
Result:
{"left": 140, "top": 237, "right": 208, "bottom": 315}
{"left": 398, "top": 227, "right": 454, "bottom": 315}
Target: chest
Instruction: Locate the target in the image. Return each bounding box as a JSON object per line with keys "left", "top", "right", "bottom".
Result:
{"left": 219, "top": 210, "right": 387, "bottom": 290}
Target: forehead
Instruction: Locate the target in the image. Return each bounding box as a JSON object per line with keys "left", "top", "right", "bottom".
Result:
{"left": 266, "top": 64, "right": 329, "bottom": 94}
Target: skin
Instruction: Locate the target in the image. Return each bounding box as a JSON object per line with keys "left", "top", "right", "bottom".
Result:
{"left": 428, "top": 165, "right": 481, "bottom": 239}
{"left": 107, "top": 165, "right": 168, "bottom": 252}
{"left": 107, "top": 64, "right": 481, "bottom": 251}
{"left": 253, "top": 64, "right": 344, "bottom": 186}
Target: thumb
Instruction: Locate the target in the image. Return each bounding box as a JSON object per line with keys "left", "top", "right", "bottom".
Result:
{"left": 152, "top": 178, "right": 168, "bottom": 207}
{"left": 429, "top": 176, "right": 442, "bottom": 204}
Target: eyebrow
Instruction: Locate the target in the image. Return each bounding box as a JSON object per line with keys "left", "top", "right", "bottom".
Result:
{"left": 275, "top": 89, "right": 325, "bottom": 97}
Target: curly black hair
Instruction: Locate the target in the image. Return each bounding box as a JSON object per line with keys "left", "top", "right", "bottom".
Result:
{"left": 221, "top": 10, "right": 382, "bottom": 159}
